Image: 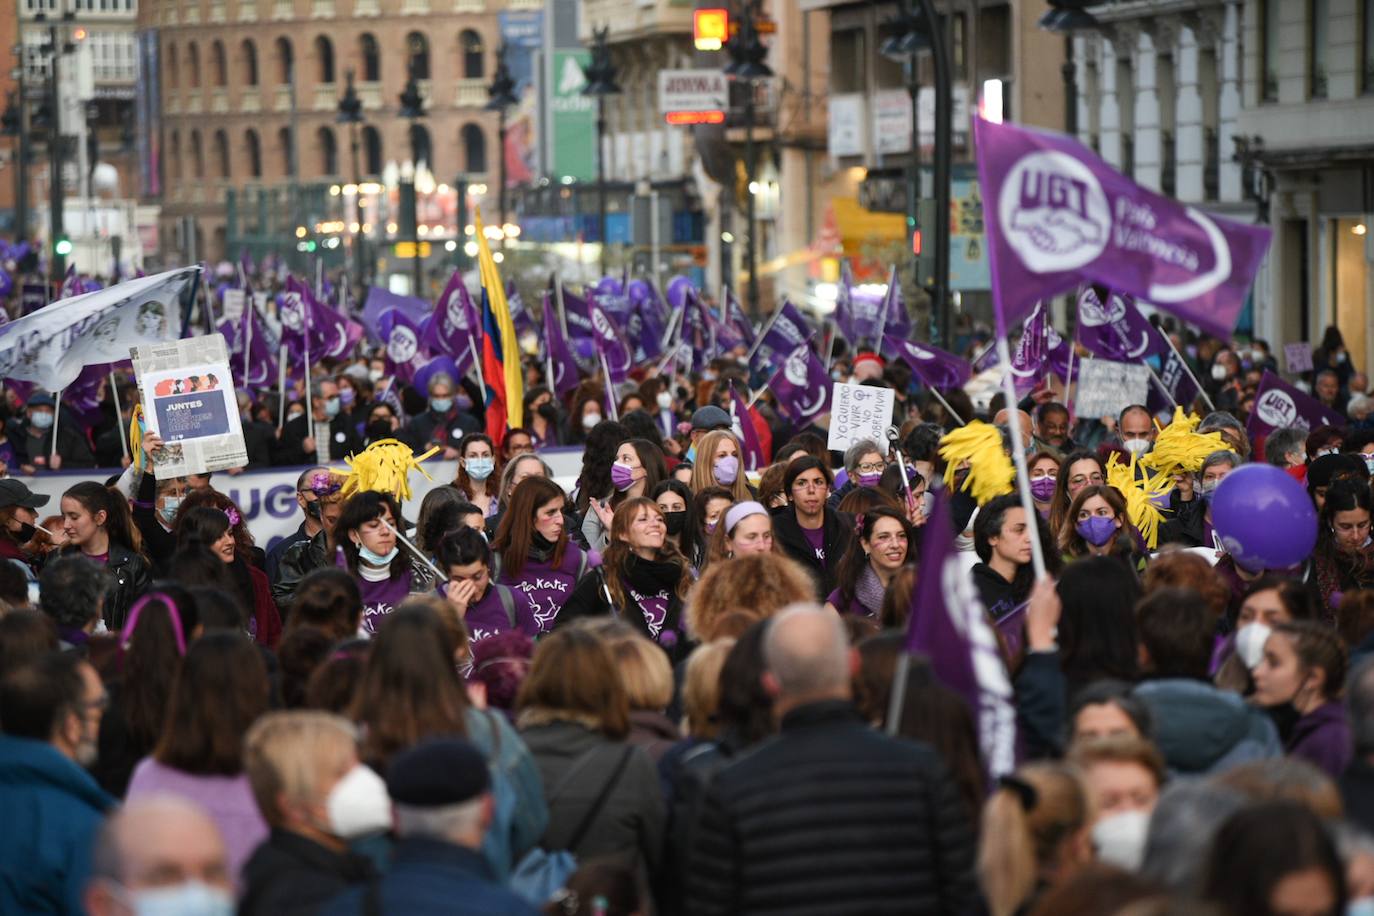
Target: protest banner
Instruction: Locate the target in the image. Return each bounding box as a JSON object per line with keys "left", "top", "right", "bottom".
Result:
{"left": 1246, "top": 370, "right": 1345, "bottom": 438}
{"left": 827, "top": 382, "right": 896, "bottom": 455}
{"left": 132, "top": 333, "right": 248, "bottom": 477}
{"left": 1073, "top": 358, "right": 1151, "bottom": 421}
{"left": 220, "top": 288, "right": 246, "bottom": 323}
{"left": 1284, "top": 342, "right": 1314, "bottom": 374}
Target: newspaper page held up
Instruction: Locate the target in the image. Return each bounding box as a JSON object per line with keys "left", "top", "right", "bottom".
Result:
{"left": 132, "top": 333, "right": 248, "bottom": 477}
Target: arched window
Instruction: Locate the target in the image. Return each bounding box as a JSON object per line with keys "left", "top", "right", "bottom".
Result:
{"left": 190, "top": 130, "right": 204, "bottom": 178}
{"left": 362, "top": 125, "right": 382, "bottom": 175}
{"left": 245, "top": 129, "right": 262, "bottom": 178}
{"left": 406, "top": 31, "right": 430, "bottom": 80}
{"left": 214, "top": 130, "right": 231, "bottom": 178}
{"left": 461, "top": 123, "right": 485, "bottom": 173}
{"left": 315, "top": 35, "right": 334, "bottom": 84}
{"left": 187, "top": 42, "right": 201, "bottom": 88}
{"left": 409, "top": 123, "right": 432, "bottom": 168}
{"left": 167, "top": 42, "right": 179, "bottom": 89}
{"left": 211, "top": 40, "right": 227, "bottom": 87}
{"left": 241, "top": 39, "right": 258, "bottom": 86}
{"left": 460, "top": 30, "right": 483, "bottom": 79}
{"left": 360, "top": 33, "right": 380, "bottom": 82}
{"left": 318, "top": 126, "right": 338, "bottom": 175}
{"left": 278, "top": 126, "right": 294, "bottom": 176}
{"left": 169, "top": 130, "right": 182, "bottom": 180}
{"left": 275, "top": 36, "right": 293, "bottom": 85}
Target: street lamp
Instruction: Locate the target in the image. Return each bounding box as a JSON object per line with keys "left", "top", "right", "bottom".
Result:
{"left": 880, "top": 4, "right": 931, "bottom": 337}
{"left": 1, "top": 91, "right": 28, "bottom": 246}
{"left": 581, "top": 26, "right": 620, "bottom": 276}
{"left": 724, "top": 0, "right": 770, "bottom": 315}
{"left": 1038, "top": 1, "right": 1101, "bottom": 137}
{"left": 485, "top": 45, "right": 519, "bottom": 247}
{"left": 337, "top": 68, "right": 365, "bottom": 290}
{"left": 398, "top": 65, "right": 425, "bottom": 295}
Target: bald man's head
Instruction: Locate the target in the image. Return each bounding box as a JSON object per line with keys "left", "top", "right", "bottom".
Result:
{"left": 86, "top": 796, "right": 231, "bottom": 916}
{"left": 763, "top": 604, "right": 851, "bottom": 710}
{"left": 993, "top": 408, "right": 1033, "bottom": 450}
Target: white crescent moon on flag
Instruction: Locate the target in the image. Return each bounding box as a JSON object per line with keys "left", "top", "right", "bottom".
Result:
{"left": 1148, "top": 208, "right": 1231, "bottom": 304}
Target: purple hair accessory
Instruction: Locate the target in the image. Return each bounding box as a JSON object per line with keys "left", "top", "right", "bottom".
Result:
{"left": 223, "top": 506, "right": 242, "bottom": 527}
{"left": 119, "top": 592, "right": 187, "bottom": 656}
{"left": 309, "top": 471, "right": 341, "bottom": 496}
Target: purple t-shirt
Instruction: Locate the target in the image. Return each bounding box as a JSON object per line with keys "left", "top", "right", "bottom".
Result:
{"left": 359, "top": 571, "right": 415, "bottom": 634}
{"left": 801, "top": 525, "right": 827, "bottom": 567}
{"left": 462, "top": 583, "right": 538, "bottom": 645}
{"left": 499, "top": 543, "right": 586, "bottom": 633}
{"left": 626, "top": 585, "right": 673, "bottom": 640}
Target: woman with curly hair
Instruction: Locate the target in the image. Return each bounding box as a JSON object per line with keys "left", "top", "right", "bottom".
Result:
{"left": 684, "top": 551, "right": 816, "bottom": 642}
{"left": 558, "top": 498, "right": 695, "bottom": 661}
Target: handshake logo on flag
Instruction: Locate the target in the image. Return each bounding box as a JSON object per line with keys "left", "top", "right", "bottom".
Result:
{"left": 1002, "top": 151, "right": 1110, "bottom": 271}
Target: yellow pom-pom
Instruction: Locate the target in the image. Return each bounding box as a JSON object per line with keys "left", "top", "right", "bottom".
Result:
{"left": 1106, "top": 451, "right": 1173, "bottom": 550}
{"left": 129, "top": 405, "right": 144, "bottom": 471}
{"left": 340, "top": 438, "right": 440, "bottom": 503}
{"left": 1140, "top": 406, "right": 1228, "bottom": 478}
{"left": 938, "top": 421, "right": 1015, "bottom": 506}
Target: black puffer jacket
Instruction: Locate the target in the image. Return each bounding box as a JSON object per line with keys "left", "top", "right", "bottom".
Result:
{"left": 770, "top": 507, "right": 852, "bottom": 598}
{"left": 684, "top": 700, "right": 977, "bottom": 916}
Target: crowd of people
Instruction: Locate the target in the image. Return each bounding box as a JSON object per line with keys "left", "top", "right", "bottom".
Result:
{"left": 5, "top": 295, "right": 1374, "bottom": 916}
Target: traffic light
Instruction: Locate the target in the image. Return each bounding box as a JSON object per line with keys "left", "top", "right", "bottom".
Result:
{"left": 914, "top": 198, "right": 937, "bottom": 288}
{"left": 694, "top": 9, "right": 729, "bottom": 51}
{"left": 54, "top": 235, "right": 72, "bottom": 257}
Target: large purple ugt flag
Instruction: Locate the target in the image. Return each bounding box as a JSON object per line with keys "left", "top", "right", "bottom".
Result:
{"left": 974, "top": 117, "right": 1271, "bottom": 339}
{"left": 906, "top": 488, "right": 1017, "bottom": 779}
{"left": 1246, "top": 370, "right": 1346, "bottom": 440}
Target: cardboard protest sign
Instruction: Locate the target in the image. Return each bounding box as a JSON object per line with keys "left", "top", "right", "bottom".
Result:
{"left": 827, "top": 382, "right": 895, "bottom": 455}
{"left": 1283, "top": 342, "right": 1313, "bottom": 374}
{"left": 1073, "top": 358, "right": 1151, "bottom": 421}
{"left": 133, "top": 332, "right": 248, "bottom": 477}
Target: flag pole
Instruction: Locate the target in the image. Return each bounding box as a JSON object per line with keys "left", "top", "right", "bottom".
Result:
{"left": 277, "top": 343, "right": 289, "bottom": 430}
{"left": 1159, "top": 327, "right": 1216, "bottom": 412}
{"left": 381, "top": 518, "right": 445, "bottom": 580}
{"left": 874, "top": 264, "right": 897, "bottom": 348}
{"left": 1064, "top": 339, "right": 1077, "bottom": 425}
{"left": 110, "top": 371, "right": 129, "bottom": 462}
{"left": 745, "top": 299, "right": 787, "bottom": 365}
{"left": 467, "top": 335, "right": 487, "bottom": 402}
{"left": 884, "top": 651, "right": 912, "bottom": 737}
{"left": 997, "top": 337, "right": 1047, "bottom": 579}
{"left": 600, "top": 350, "right": 619, "bottom": 421}
{"left": 927, "top": 386, "right": 967, "bottom": 427}
{"left": 1110, "top": 324, "right": 1176, "bottom": 409}
{"left": 50, "top": 389, "right": 61, "bottom": 462}
{"left": 824, "top": 325, "right": 838, "bottom": 370}
{"left": 243, "top": 293, "right": 253, "bottom": 389}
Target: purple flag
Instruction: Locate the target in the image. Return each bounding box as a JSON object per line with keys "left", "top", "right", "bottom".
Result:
{"left": 680, "top": 291, "right": 715, "bottom": 374}
{"left": 414, "top": 355, "right": 460, "bottom": 395}
{"left": 833, "top": 261, "right": 857, "bottom": 343}
{"left": 628, "top": 280, "right": 669, "bottom": 363}
{"left": 766, "top": 339, "right": 831, "bottom": 425}
{"left": 299, "top": 280, "right": 364, "bottom": 361}
{"left": 542, "top": 291, "right": 581, "bottom": 398}
{"left": 750, "top": 300, "right": 814, "bottom": 375}
{"left": 723, "top": 287, "right": 756, "bottom": 347}
{"left": 905, "top": 488, "right": 1018, "bottom": 779}
{"left": 729, "top": 384, "right": 766, "bottom": 472}
{"left": 1245, "top": 370, "right": 1346, "bottom": 441}
{"left": 424, "top": 269, "right": 480, "bottom": 377}
{"left": 0, "top": 267, "right": 12, "bottom": 299}
{"left": 506, "top": 280, "right": 537, "bottom": 338}
{"left": 378, "top": 308, "right": 429, "bottom": 383}
{"left": 1147, "top": 327, "right": 1201, "bottom": 414}
{"left": 1075, "top": 286, "right": 1166, "bottom": 362}
{"left": 362, "top": 287, "right": 430, "bottom": 344}
{"left": 1008, "top": 302, "right": 1052, "bottom": 392}
{"left": 63, "top": 363, "right": 114, "bottom": 432}
{"left": 560, "top": 287, "right": 598, "bottom": 365}
{"left": 218, "top": 298, "right": 278, "bottom": 390}
{"left": 589, "top": 299, "right": 633, "bottom": 384}
{"left": 878, "top": 265, "right": 912, "bottom": 340}
{"left": 883, "top": 335, "right": 972, "bottom": 389}
{"left": 976, "top": 117, "right": 1272, "bottom": 338}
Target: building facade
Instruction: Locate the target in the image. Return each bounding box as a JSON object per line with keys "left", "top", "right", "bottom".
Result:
{"left": 1236, "top": 0, "right": 1374, "bottom": 367}
{"left": 139, "top": 0, "right": 509, "bottom": 277}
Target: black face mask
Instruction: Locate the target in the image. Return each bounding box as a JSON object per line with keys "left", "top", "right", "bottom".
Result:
{"left": 12, "top": 522, "right": 35, "bottom": 543}
{"left": 662, "top": 511, "right": 686, "bottom": 537}
{"left": 537, "top": 403, "right": 559, "bottom": 422}
{"left": 1267, "top": 701, "right": 1302, "bottom": 745}
{"left": 366, "top": 420, "right": 393, "bottom": 441}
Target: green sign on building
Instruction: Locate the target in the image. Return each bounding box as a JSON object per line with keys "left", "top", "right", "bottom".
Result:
{"left": 550, "top": 50, "right": 596, "bottom": 182}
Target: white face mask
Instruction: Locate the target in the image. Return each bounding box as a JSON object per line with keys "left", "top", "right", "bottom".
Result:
{"left": 1123, "top": 437, "right": 1150, "bottom": 457}
{"left": 123, "top": 881, "right": 234, "bottom": 916}
{"left": 656, "top": 391, "right": 673, "bottom": 411}
{"left": 581, "top": 412, "right": 602, "bottom": 430}
{"left": 1091, "top": 809, "right": 1151, "bottom": 872}
{"left": 1211, "top": 363, "right": 1229, "bottom": 381}
{"left": 326, "top": 764, "right": 392, "bottom": 838}
{"left": 1234, "top": 622, "right": 1274, "bottom": 670}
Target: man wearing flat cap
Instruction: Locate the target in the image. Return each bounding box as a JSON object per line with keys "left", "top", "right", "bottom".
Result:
{"left": 323, "top": 739, "right": 539, "bottom": 915}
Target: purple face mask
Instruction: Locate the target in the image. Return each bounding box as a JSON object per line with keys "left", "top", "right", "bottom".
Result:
{"left": 1076, "top": 515, "right": 1118, "bottom": 547}
{"left": 713, "top": 455, "right": 740, "bottom": 485}
{"left": 610, "top": 462, "right": 638, "bottom": 492}
{"left": 1030, "top": 477, "right": 1057, "bottom": 502}
{"left": 858, "top": 471, "right": 883, "bottom": 489}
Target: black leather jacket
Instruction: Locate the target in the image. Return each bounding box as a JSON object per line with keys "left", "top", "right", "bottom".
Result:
{"left": 61, "top": 543, "right": 151, "bottom": 632}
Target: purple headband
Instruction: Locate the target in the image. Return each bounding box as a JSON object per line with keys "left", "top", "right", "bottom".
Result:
{"left": 120, "top": 592, "right": 187, "bottom": 657}
{"left": 723, "top": 500, "right": 768, "bottom": 535}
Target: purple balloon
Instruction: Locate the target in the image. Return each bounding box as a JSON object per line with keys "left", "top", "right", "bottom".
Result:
{"left": 1211, "top": 463, "right": 1317, "bottom": 572}
{"left": 597, "top": 276, "right": 624, "bottom": 297}
{"left": 666, "top": 275, "right": 694, "bottom": 310}
{"left": 626, "top": 278, "right": 652, "bottom": 304}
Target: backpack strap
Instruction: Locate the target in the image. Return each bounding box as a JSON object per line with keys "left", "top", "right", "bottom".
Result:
{"left": 495, "top": 584, "right": 517, "bottom": 629}
{"left": 575, "top": 548, "right": 589, "bottom": 581}
{"left": 564, "top": 746, "right": 635, "bottom": 852}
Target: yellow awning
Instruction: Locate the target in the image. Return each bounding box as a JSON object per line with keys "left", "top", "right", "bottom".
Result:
{"left": 832, "top": 196, "right": 906, "bottom": 249}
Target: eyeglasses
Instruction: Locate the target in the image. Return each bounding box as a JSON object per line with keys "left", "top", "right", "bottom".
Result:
{"left": 1068, "top": 473, "right": 1105, "bottom": 487}
{"left": 793, "top": 479, "right": 828, "bottom": 492}
{"left": 855, "top": 462, "right": 885, "bottom": 474}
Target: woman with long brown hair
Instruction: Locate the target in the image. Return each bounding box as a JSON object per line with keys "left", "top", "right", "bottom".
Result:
{"left": 492, "top": 476, "right": 589, "bottom": 633}
{"left": 1059, "top": 483, "right": 1138, "bottom": 566}
{"left": 582, "top": 438, "right": 668, "bottom": 551}
{"left": 176, "top": 506, "right": 282, "bottom": 648}
{"left": 58, "top": 480, "right": 150, "bottom": 630}
{"left": 452, "top": 432, "right": 501, "bottom": 519}
{"left": 558, "top": 498, "right": 695, "bottom": 660}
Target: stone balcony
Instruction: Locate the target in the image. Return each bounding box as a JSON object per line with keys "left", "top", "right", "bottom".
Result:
{"left": 240, "top": 87, "right": 261, "bottom": 112}
{"left": 313, "top": 83, "right": 337, "bottom": 111}
{"left": 211, "top": 88, "right": 229, "bottom": 113}
{"left": 273, "top": 85, "right": 292, "bottom": 112}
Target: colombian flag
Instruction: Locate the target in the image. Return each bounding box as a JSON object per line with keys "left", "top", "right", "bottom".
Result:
{"left": 476, "top": 209, "right": 523, "bottom": 445}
